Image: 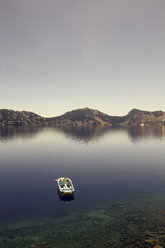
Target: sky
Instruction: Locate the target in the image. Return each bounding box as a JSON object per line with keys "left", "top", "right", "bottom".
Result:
{"left": 0, "top": 0, "right": 165, "bottom": 117}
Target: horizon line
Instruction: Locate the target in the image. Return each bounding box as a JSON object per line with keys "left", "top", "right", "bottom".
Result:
{"left": 0, "top": 107, "right": 164, "bottom": 118}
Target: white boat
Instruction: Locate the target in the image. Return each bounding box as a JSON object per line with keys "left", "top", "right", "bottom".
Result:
{"left": 56, "top": 177, "right": 75, "bottom": 196}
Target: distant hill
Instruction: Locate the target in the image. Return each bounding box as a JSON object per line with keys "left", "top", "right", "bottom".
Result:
{"left": 0, "top": 108, "right": 165, "bottom": 127}
{"left": 48, "top": 108, "right": 121, "bottom": 126}
{"left": 0, "top": 109, "right": 46, "bottom": 126}
{"left": 121, "top": 109, "right": 165, "bottom": 126}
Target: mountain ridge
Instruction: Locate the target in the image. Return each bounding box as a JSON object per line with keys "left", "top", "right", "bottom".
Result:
{"left": 0, "top": 108, "right": 165, "bottom": 127}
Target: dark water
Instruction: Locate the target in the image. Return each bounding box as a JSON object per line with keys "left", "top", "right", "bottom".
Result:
{"left": 0, "top": 125, "right": 165, "bottom": 248}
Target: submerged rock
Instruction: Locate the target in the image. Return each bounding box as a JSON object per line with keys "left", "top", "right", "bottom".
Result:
{"left": 1, "top": 195, "right": 165, "bottom": 248}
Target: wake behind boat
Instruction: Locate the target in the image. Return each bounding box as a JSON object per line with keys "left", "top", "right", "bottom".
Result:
{"left": 56, "top": 177, "right": 75, "bottom": 196}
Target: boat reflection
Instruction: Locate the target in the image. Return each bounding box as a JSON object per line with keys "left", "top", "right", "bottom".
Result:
{"left": 57, "top": 190, "right": 75, "bottom": 202}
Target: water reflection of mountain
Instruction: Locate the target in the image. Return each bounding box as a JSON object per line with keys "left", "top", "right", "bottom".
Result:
{"left": 57, "top": 126, "right": 165, "bottom": 143}
{"left": 0, "top": 126, "right": 112, "bottom": 143}
{"left": 128, "top": 126, "right": 165, "bottom": 142}
{"left": 1, "top": 125, "right": 165, "bottom": 143}
{"left": 55, "top": 126, "right": 112, "bottom": 143}
{"left": 0, "top": 126, "right": 40, "bottom": 142}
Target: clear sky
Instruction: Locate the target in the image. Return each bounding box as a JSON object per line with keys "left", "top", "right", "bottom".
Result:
{"left": 0, "top": 0, "right": 165, "bottom": 117}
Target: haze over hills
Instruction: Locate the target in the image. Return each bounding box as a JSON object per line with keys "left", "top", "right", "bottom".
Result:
{"left": 0, "top": 108, "right": 165, "bottom": 127}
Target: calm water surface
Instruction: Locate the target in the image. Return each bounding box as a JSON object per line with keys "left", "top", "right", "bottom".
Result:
{"left": 0, "top": 126, "right": 165, "bottom": 247}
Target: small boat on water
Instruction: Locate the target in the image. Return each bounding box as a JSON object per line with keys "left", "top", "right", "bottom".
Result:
{"left": 55, "top": 177, "right": 75, "bottom": 196}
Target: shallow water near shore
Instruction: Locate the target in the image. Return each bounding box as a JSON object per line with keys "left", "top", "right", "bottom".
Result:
{"left": 1, "top": 194, "right": 165, "bottom": 248}
{"left": 0, "top": 125, "right": 165, "bottom": 247}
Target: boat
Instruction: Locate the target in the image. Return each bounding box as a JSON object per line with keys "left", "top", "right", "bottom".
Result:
{"left": 55, "top": 177, "right": 75, "bottom": 196}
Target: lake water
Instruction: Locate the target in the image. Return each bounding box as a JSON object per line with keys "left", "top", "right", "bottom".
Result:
{"left": 0, "top": 125, "right": 165, "bottom": 248}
